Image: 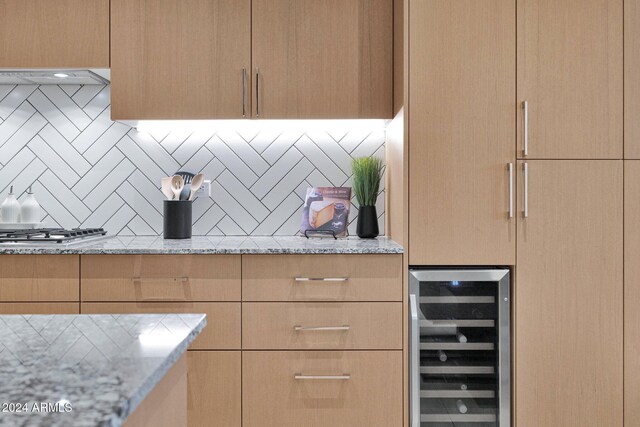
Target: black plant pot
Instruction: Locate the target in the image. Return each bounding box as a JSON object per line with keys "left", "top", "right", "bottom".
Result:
{"left": 356, "top": 206, "right": 379, "bottom": 238}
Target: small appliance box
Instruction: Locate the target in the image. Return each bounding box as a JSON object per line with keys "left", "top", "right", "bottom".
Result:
{"left": 300, "top": 187, "right": 351, "bottom": 237}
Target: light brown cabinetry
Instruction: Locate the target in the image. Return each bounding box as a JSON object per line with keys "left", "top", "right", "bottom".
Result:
{"left": 515, "top": 160, "right": 623, "bottom": 426}
{"left": 81, "top": 302, "right": 241, "bottom": 350}
{"left": 408, "top": 0, "right": 515, "bottom": 266}
{"left": 625, "top": 161, "right": 640, "bottom": 422}
{"left": 80, "top": 254, "right": 243, "bottom": 427}
{"left": 243, "top": 302, "right": 402, "bottom": 350}
{"left": 0, "top": 253, "right": 400, "bottom": 426}
{"left": 81, "top": 255, "right": 241, "bottom": 302}
{"left": 251, "top": 0, "right": 392, "bottom": 119}
{"left": 242, "top": 253, "right": 403, "bottom": 426}
{"left": 110, "top": 0, "right": 392, "bottom": 120}
{"left": 0, "top": 255, "right": 79, "bottom": 302}
{"left": 626, "top": 0, "right": 640, "bottom": 158}
{"left": 110, "top": 0, "right": 251, "bottom": 120}
{"left": 124, "top": 355, "right": 188, "bottom": 427}
{"left": 188, "top": 351, "right": 241, "bottom": 427}
{"left": 517, "top": 0, "right": 623, "bottom": 159}
{"left": 242, "top": 254, "right": 402, "bottom": 301}
{"left": 243, "top": 351, "right": 402, "bottom": 427}
{"left": 0, "top": 0, "right": 109, "bottom": 68}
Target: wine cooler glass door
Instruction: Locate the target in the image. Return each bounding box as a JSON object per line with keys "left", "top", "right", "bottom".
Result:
{"left": 410, "top": 269, "right": 510, "bottom": 427}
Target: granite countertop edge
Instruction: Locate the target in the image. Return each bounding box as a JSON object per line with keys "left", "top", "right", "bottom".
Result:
{"left": 108, "top": 315, "right": 207, "bottom": 427}
{"left": 0, "top": 248, "right": 404, "bottom": 255}
{"left": 0, "top": 236, "right": 404, "bottom": 255}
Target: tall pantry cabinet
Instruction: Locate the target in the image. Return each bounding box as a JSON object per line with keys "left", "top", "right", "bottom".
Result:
{"left": 408, "top": 0, "right": 516, "bottom": 266}
{"left": 514, "top": 0, "right": 624, "bottom": 426}
{"left": 626, "top": 1, "right": 640, "bottom": 426}
{"left": 407, "top": 0, "right": 624, "bottom": 425}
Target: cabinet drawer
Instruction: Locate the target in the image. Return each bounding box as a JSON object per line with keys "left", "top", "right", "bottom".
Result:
{"left": 0, "top": 255, "right": 79, "bottom": 301}
{"left": 243, "top": 351, "right": 403, "bottom": 427}
{"left": 81, "top": 302, "right": 240, "bottom": 350}
{"left": 242, "top": 254, "right": 402, "bottom": 301}
{"left": 81, "top": 255, "right": 241, "bottom": 302}
{"left": 188, "top": 351, "right": 241, "bottom": 427}
{"left": 0, "top": 303, "right": 79, "bottom": 314}
{"left": 243, "top": 302, "right": 402, "bottom": 350}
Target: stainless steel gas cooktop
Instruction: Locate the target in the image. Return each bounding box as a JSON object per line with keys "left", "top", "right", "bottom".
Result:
{"left": 0, "top": 228, "right": 107, "bottom": 244}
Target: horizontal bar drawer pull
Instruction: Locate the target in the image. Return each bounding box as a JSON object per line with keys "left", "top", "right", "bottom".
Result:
{"left": 294, "top": 277, "right": 349, "bottom": 282}
{"left": 294, "top": 325, "right": 351, "bottom": 331}
{"left": 294, "top": 374, "right": 351, "bottom": 380}
{"left": 131, "top": 276, "right": 189, "bottom": 283}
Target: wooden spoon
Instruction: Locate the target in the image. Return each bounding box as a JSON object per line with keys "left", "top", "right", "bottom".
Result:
{"left": 189, "top": 173, "right": 205, "bottom": 201}
{"left": 161, "top": 177, "right": 174, "bottom": 200}
{"left": 170, "top": 175, "right": 184, "bottom": 201}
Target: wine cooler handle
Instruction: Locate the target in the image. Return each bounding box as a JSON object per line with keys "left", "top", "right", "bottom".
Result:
{"left": 410, "top": 294, "right": 420, "bottom": 427}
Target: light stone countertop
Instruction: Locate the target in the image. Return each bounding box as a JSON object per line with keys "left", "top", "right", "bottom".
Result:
{"left": 0, "top": 235, "right": 403, "bottom": 255}
{"left": 0, "top": 313, "right": 206, "bottom": 427}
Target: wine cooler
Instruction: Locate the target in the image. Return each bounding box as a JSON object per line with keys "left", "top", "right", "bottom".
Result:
{"left": 409, "top": 269, "right": 510, "bottom": 427}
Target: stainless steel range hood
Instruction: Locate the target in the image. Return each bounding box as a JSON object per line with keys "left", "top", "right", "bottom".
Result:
{"left": 0, "top": 69, "right": 110, "bottom": 85}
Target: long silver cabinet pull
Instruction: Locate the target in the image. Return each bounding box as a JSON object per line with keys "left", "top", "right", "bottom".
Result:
{"left": 295, "top": 277, "right": 349, "bottom": 282}
{"left": 294, "top": 374, "right": 351, "bottom": 380}
{"left": 242, "top": 67, "right": 246, "bottom": 117}
{"left": 294, "top": 325, "right": 350, "bottom": 331}
{"left": 508, "top": 163, "right": 513, "bottom": 218}
{"left": 523, "top": 101, "right": 529, "bottom": 156}
{"left": 523, "top": 163, "right": 529, "bottom": 218}
{"left": 132, "top": 276, "right": 189, "bottom": 283}
{"left": 255, "top": 67, "right": 260, "bottom": 117}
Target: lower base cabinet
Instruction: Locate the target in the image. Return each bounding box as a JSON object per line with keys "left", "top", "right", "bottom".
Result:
{"left": 0, "top": 253, "right": 402, "bottom": 426}
{"left": 242, "top": 351, "right": 403, "bottom": 427}
{"left": 81, "top": 303, "right": 242, "bottom": 427}
{"left": 188, "top": 351, "right": 241, "bottom": 427}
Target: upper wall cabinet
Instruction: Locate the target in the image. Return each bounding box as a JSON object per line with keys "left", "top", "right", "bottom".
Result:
{"left": 517, "top": 0, "right": 623, "bottom": 159}
{"left": 0, "top": 0, "right": 109, "bottom": 68}
{"left": 626, "top": 0, "right": 640, "bottom": 158}
{"left": 251, "top": 0, "right": 393, "bottom": 119}
{"left": 408, "top": 0, "right": 515, "bottom": 266}
{"left": 110, "top": 0, "right": 251, "bottom": 120}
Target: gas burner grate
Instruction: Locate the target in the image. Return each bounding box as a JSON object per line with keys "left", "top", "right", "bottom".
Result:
{"left": 0, "top": 228, "right": 107, "bottom": 243}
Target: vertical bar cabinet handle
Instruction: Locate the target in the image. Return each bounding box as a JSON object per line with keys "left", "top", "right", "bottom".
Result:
{"left": 255, "top": 67, "right": 260, "bottom": 117}
{"left": 523, "top": 163, "right": 529, "bottom": 218}
{"left": 242, "top": 67, "right": 246, "bottom": 118}
{"left": 523, "top": 101, "right": 529, "bottom": 157}
{"left": 508, "top": 163, "right": 513, "bottom": 218}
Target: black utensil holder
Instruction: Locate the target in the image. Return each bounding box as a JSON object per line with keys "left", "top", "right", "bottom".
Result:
{"left": 163, "top": 200, "right": 192, "bottom": 239}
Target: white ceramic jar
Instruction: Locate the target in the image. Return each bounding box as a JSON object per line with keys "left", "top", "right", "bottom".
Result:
{"left": 20, "top": 187, "right": 41, "bottom": 223}
{"left": 0, "top": 186, "right": 20, "bottom": 223}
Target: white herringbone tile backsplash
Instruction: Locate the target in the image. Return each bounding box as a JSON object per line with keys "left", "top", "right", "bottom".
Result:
{"left": 0, "top": 85, "right": 385, "bottom": 236}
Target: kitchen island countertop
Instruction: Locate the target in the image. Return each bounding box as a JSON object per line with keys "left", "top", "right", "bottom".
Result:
{"left": 0, "top": 235, "right": 403, "bottom": 255}
{"left": 0, "top": 313, "right": 206, "bottom": 427}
